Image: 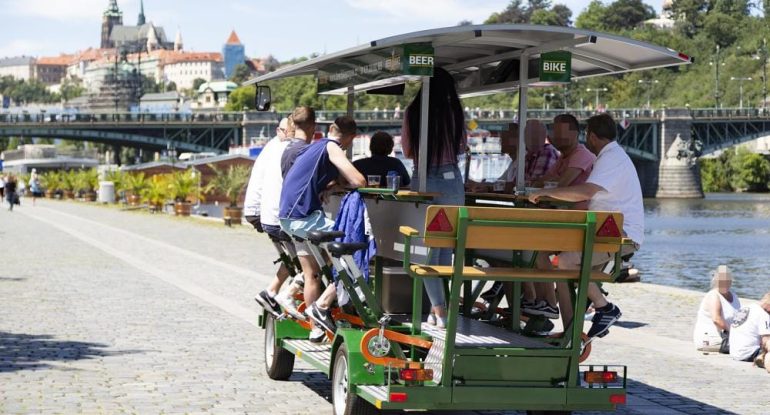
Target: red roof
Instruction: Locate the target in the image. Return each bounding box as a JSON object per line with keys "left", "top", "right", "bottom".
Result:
{"left": 226, "top": 30, "right": 242, "bottom": 45}
{"left": 37, "top": 55, "right": 76, "bottom": 66}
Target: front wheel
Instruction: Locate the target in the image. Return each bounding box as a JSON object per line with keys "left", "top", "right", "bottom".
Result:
{"left": 332, "top": 344, "right": 380, "bottom": 415}
{"left": 264, "top": 314, "right": 295, "bottom": 380}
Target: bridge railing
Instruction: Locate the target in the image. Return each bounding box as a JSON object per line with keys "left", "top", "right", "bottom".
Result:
{"left": 688, "top": 108, "right": 770, "bottom": 119}
{"left": 0, "top": 112, "right": 245, "bottom": 124}
{"left": 271, "top": 108, "right": 661, "bottom": 122}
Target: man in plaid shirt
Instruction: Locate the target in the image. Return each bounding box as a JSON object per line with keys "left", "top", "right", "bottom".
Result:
{"left": 524, "top": 119, "right": 560, "bottom": 184}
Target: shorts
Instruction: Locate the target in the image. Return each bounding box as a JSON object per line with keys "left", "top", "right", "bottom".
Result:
{"left": 557, "top": 241, "right": 640, "bottom": 270}
{"left": 740, "top": 347, "right": 761, "bottom": 363}
{"left": 262, "top": 224, "right": 283, "bottom": 238}
{"left": 280, "top": 210, "right": 335, "bottom": 256}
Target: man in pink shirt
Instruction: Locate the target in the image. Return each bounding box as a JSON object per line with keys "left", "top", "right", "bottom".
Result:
{"left": 524, "top": 114, "right": 598, "bottom": 321}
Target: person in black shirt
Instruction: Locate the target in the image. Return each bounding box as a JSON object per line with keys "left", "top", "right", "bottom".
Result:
{"left": 353, "top": 131, "right": 410, "bottom": 188}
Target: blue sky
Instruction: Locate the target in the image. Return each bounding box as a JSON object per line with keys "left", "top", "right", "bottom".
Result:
{"left": 0, "top": 0, "right": 664, "bottom": 61}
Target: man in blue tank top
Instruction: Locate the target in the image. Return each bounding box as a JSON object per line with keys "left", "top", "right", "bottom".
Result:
{"left": 280, "top": 116, "right": 365, "bottom": 336}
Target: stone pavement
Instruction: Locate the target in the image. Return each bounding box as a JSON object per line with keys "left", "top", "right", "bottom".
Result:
{"left": 1, "top": 199, "right": 767, "bottom": 414}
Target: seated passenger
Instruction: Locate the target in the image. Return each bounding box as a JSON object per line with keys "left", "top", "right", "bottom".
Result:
{"left": 729, "top": 291, "right": 770, "bottom": 371}
{"left": 693, "top": 265, "right": 741, "bottom": 351}
{"left": 353, "top": 131, "right": 410, "bottom": 188}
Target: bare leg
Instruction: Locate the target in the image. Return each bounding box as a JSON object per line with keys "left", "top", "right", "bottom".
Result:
{"left": 587, "top": 283, "right": 609, "bottom": 308}
{"left": 299, "top": 255, "right": 321, "bottom": 306}
{"left": 522, "top": 282, "right": 536, "bottom": 302}
{"left": 316, "top": 284, "right": 338, "bottom": 309}
{"left": 267, "top": 263, "right": 290, "bottom": 295}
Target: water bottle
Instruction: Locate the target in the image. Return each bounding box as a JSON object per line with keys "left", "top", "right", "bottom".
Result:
{"left": 386, "top": 170, "right": 400, "bottom": 192}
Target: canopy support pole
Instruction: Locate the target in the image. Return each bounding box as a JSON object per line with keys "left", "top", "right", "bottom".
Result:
{"left": 346, "top": 86, "right": 354, "bottom": 159}
{"left": 418, "top": 76, "right": 431, "bottom": 193}
{"left": 516, "top": 54, "right": 529, "bottom": 193}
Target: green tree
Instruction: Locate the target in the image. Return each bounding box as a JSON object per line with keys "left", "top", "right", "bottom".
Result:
{"left": 575, "top": 0, "right": 608, "bottom": 30}
{"left": 166, "top": 81, "right": 177, "bottom": 91}
{"left": 192, "top": 78, "right": 207, "bottom": 91}
{"left": 700, "top": 149, "right": 736, "bottom": 192}
{"left": 60, "top": 76, "right": 85, "bottom": 102}
{"left": 703, "top": 12, "right": 740, "bottom": 47}
{"left": 229, "top": 63, "right": 252, "bottom": 85}
{"left": 671, "top": 0, "right": 709, "bottom": 37}
{"left": 485, "top": 0, "right": 528, "bottom": 23}
{"left": 225, "top": 86, "right": 256, "bottom": 111}
{"left": 730, "top": 148, "right": 770, "bottom": 191}
{"left": 603, "top": 0, "right": 655, "bottom": 31}
{"left": 530, "top": 5, "right": 572, "bottom": 26}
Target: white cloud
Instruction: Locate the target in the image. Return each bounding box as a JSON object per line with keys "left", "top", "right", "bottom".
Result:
{"left": 0, "top": 39, "right": 46, "bottom": 58}
{"left": 5, "top": 0, "right": 138, "bottom": 22}
{"left": 346, "top": 0, "right": 509, "bottom": 24}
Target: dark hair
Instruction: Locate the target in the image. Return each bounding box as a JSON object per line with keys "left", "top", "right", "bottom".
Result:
{"left": 553, "top": 114, "right": 579, "bottom": 132}
{"left": 292, "top": 106, "right": 316, "bottom": 130}
{"left": 331, "top": 116, "right": 357, "bottom": 137}
{"left": 585, "top": 113, "right": 617, "bottom": 141}
{"left": 405, "top": 67, "right": 465, "bottom": 166}
{"left": 370, "top": 131, "right": 394, "bottom": 156}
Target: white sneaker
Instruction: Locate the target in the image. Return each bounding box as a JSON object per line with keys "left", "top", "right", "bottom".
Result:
{"left": 274, "top": 291, "right": 305, "bottom": 321}
{"left": 435, "top": 315, "right": 447, "bottom": 329}
{"left": 309, "top": 326, "right": 326, "bottom": 343}
{"left": 427, "top": 313, "right": 436, "bottom": 326}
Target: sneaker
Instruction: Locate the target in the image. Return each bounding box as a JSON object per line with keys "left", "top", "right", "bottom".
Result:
{"left": 435, "top": 315, "right": 447, "bottom": 329}
{"left": 309, "top": 326, "right": 326, "bottom": 343}
{"left": 308, "top": 303, "right": 336, "bottom": 334}
{"left": 523, "top": 300, "right": 560, "bottom": 319}
{"left": 587, "top": 304, "right": 622, "bottom": 338}
{"left": 480, "top": 281, "right": 504, "bottom": 302}
{"left": 274, "top": 291, "right": 305, "bottom": 321}
{"left": 254, "top": 290, "right": 282, "bottom": 317}
{"left": 427, "top": 313, "right": 437, "bottom": 326}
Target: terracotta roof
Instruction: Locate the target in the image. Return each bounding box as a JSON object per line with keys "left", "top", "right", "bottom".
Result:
{"left": 246, "top": 58, "right": 265, "bottom": 73}
{"left": 159, "top": 51, "right": 223, "bottom": 65}
{"left": 73, "top": 48, "right": 116, "bottom": 63}
{"left": 38, "top": 55, "right": 75, "bottom": 66}
{"left": 226, "top": 30, "right": 242, "bottom": 45}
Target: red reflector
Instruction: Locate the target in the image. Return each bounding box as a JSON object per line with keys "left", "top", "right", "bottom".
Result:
{"left": 399, "top": 368, "right": 433, "bottom": 382}
{"left": 678, "top": 52, "right": 691, "bottom": 62}
{"left": 602, "top": 371, "right": 617, "bottom": 382}
{"left": 596, "top": 215, "right": 621, "bottom": 237}
{"left": 584, "top": 371, "right": 618, "bottom": 384}
{"left": 389, "top": 392, "right": 408, "bottom": 403}
{"left": 610, "top": 394, "right": 626, "bottom": 405}
{"left": 426, "top": 208, "right": 453, "bottom": 232}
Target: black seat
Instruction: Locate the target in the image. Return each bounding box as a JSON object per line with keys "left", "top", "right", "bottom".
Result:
{"left": 307, "top": 230, "right": 346, "bottom": 245}
{"left": 326, "top": 242, "right": 369, "bottom": 257}
{"left": 268, "top": 232, "right": 293, "bottom": 244}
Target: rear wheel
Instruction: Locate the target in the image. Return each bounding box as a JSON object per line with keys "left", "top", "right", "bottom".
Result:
{"left": 332, "top": 344, "right": 380, "bottom": 415}
{"left": 264, "top": 314, "right": 295, "bottom": 380}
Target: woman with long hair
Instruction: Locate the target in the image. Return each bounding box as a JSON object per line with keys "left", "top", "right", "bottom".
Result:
{"left": 401, "top": 67, "right": 467, "bottom": 328}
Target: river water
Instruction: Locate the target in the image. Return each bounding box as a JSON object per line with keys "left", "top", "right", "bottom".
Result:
{"left": 638, "top": 193, "right": 770, "bottom": 300}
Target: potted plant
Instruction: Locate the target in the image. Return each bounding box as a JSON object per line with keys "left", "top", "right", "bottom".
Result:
{"left": 40, "top": 171, "right": 60, "bottom": 198}
{"left": 105, "top": 169, "right": 127, "bottom": 204}
{"left": 141, "top": 175, "right": 168, "bottom": 213}
{"left": 167, "top": 170, "right": 198, "bottom": 216}
{"left": 203, "top": 164, "right": 251, "bottom": 225}
{"left": 75, "top": 168, "right": 99, "bottom": 202}
{"left": 61, "top": 170, "right": 77, "bottom": 199}
{"left": 124, "top": 173, "right": 148, "bottom": 206}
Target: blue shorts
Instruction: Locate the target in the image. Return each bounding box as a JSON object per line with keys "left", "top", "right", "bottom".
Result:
{"left": 262, "top": 224, "right": 283, "bottom": 238}
{"left": 280, "top": 210, "right": 335, "bottom": 256}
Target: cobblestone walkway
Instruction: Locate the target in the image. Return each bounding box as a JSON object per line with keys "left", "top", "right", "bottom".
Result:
{"left": 0, "top": 200, "right": 767, "bottom": 414}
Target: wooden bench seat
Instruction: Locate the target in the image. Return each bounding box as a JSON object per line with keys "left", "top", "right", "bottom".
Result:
{"left": 409, "top": 265, "right": 613, "bottom": 282}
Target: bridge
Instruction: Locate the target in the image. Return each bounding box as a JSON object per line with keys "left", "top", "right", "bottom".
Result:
{"left": 2, "top": 108, "right": 770, "bottom": 197}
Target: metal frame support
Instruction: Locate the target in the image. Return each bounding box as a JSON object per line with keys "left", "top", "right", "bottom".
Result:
{"left": 418, "top": 76, "right": 431, "bottom": 193}
{"left": 516, "top": 54, "right": 529, "bottom": 193}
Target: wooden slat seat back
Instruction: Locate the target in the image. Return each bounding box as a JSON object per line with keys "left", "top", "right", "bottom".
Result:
{"left": 421, "top": 206, "right": 624, "bottom": 254}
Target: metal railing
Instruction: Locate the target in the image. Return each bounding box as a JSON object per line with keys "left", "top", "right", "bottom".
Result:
{"left": 0, "top": 112, "right": 244, "bottom": 124}
{"left": 1, "top": 146, "right": 99, "bottom": 161}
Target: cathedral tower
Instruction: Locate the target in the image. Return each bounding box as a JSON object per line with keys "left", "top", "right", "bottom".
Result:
{"left": 101, "top": 0, "right": 123, "bottom": 49}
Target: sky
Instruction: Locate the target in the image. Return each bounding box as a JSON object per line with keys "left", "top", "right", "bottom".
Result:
{"left": 0, "top": 0, "right": 664, "bottom": 61}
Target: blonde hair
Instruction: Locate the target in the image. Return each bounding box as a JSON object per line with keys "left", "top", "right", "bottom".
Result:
{"left": 760, "top": 292, "right": 770, "bottom": 308}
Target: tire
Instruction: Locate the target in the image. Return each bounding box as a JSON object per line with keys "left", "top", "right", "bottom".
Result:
{"left": 264, "top": 314, "right": 295, "bottom": 380}
{"left": 332, "top": 344, "right": 380, "bottom": 415}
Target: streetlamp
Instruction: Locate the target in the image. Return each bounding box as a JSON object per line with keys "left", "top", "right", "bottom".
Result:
{"left": 586, "top": 87, "right": 608, "bottom": 111}
{"left": 709, "top": 45, "right": 725, "bottom": 109}
{"left": 637, "top": 79, "right": 659, "bottom": 109}
{"left": 730, "top": 76, "right": 752, "bottom": 109}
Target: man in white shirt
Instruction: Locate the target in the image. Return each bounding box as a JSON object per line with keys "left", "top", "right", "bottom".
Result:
{"left": 729, "top": 292, "right": 770, "bottom": 369}
{"left": 529, "top": 113, "right": 644, "bottom": 338}
{"left": 244, "top": 117, "right": 299, "bottom": 317}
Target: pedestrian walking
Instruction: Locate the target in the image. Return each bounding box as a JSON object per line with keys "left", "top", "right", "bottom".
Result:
{"left": 5, "top": 175, "right": 18, "bottom": 211}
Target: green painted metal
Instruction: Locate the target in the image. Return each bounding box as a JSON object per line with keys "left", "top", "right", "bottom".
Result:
{"left": 282, "top": 341, "right": 330, "bottom": 374}
{"left": 274, "top": 317, "right": 310, "bottom": 340}
{"left": 331, "top": 329, "right": 386, "bottom": 386}
{"left": 453, "top": 355, "right": 569, "bottom": 384}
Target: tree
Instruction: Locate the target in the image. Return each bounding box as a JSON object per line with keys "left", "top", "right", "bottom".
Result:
{"left": 229, "top": 63, "right": 252, "bottom": 85}
{"left": 458, "top": 19, "right": 473, "bottom": 26}
{"left": 703, "top": 12, "right": 740, "bottom": 47}
{"left": 166, "top": 81, "right": 177, "bottom": 91}
{"left": 670, "top": 0, "right": 709, "bottom": 37}
{"left": 485, "top": 0, "right": 528, "bottom": 23}
{"left": 575, "top": 0, "right": 608, "bottom": 31}
{"left": 731, "top": 147, "right": 770, "bottom": 191}
{"left": 192, "top": 78, "right": 207, "bottom": 91}
{"left": 60, "top": 76, "right": 85, "bottom": 102}
{"left": 225, "top": 86, "right": 256, "bottom": 111}
{"left": 602, "top": 0, "right": 655, "bottom": 31}
{"left": 530, "top": 5, "right": 572, "bottom": 26}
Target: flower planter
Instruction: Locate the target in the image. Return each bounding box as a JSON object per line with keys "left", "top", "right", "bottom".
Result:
{"left": 128, "top": 194, "right": 141, "bottom": 206}
{"left": 223, "top": 206, "right": 243, "bottom": 225}
{"left": 174, "top": 201, "right": 192, "bottom": 216}
{"left": 84, "top": 191, "right": 97, "bottom": 202}
{"left": 148, "top": 203, "right": 163, "bottom": 213}
{"left": 64, "top": 190, "right": 75, "bottom": 199}
{"left": 45, "top": 190, "right": 56, "bottom": 199}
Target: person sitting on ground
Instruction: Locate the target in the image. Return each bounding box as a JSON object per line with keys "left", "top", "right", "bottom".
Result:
{"left": 279, "top": 116, "right": 365, "bottom": 336}
{"left": 729, "top": 291, "right": 770, "bottom": 371}
{"left": 529, "top": 113, "right": 644, "bottom": 338}
{"left": 353, "top": 131, "right": 410, "bottom": 188}
{"left": 693, "top": 265, "right": 742, "bottom": 351}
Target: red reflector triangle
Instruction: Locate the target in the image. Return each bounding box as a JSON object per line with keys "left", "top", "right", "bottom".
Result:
{"left": 426, "top": 209, "right": 453, "bottom": 232}
{"left": 596, "top": 215, "right": 621, "bottom": 237}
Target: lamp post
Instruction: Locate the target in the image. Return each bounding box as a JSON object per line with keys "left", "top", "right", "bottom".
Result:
{"left": 730, "top": 77, "right": 752, "bottom": 109}
{"left": 710, "top": 45, "right": 725, "bottom": 109}
{"left": 586, "top": 87, "right": 608, "bottom": 111}
{"left": 637, "top": 79, "right": 659, "bottom": 109}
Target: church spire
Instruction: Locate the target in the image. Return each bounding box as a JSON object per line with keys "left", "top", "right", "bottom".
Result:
{"left": 104, "top": 0, "right": 122, "bottom": 17}
{"left": 174, "top": 28, "right": 183, "bottom": 52}
{"left": 137, "top": 0, "right": 146, "bottom": 25}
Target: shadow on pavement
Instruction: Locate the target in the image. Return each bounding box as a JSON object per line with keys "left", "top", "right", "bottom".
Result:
{"left": 0, "top": 277, "right": 27, "bottom": 281}
{"left": 0, "top": 331, "right": 141, "bottom": 372}
{"left": 625, "top": 378, "right": 739, "bottom": 415}
{"left": 615, "top": 321, "right": 648, "bottom": 329}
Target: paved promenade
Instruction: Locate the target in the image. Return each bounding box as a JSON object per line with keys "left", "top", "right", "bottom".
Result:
{"left": 1, "top": 199, "right": 767, "bottom": 414}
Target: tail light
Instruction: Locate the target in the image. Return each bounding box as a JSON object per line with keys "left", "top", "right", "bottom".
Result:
{"left": 583, "top": 370, "right": 618, "bottom": 384}
{"left": 399, "top": 368, "right": 433, "bottom": 382}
